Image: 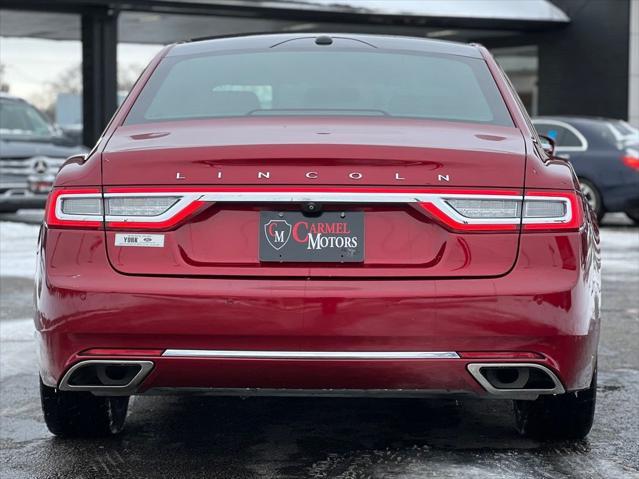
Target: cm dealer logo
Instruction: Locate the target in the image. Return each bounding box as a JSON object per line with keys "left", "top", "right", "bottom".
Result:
{"left": 264, "top": 220, "right": 292, "bottom": 250}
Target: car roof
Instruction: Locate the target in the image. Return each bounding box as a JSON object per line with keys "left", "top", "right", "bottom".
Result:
{"left": 167, "top": 33, "right": 483, "bottom": 59}
{"left": 0, "top": 92, "right": 25, "bottom": 102}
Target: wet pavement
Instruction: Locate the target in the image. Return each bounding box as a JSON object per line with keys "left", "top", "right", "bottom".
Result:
{"left": 1, "top": 213, "right": 638, "bottom": 479}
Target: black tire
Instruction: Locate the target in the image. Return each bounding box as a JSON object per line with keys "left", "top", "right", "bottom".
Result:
{"left": 578, "top": 178, "right": 604, "bottom": 223}
{"left": 513, "top": 366, "right": 596, "bottom": 440}
{"left": 625, "top": 209, "right": 639, "bottom": 225}
{"left": 40, "top": 377, "right": 129, "bottom": 437}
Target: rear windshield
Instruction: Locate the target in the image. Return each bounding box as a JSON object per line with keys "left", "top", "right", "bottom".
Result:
{"left": 125, "top": 49, "right": 513, "bottom": 126}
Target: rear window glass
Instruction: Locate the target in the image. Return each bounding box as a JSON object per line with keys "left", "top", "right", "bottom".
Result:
{"left": 126, "top": 49, "right": 513, "bottom": 126}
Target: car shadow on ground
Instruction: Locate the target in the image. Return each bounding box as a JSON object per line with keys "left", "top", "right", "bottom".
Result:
{"left": 41, "top": 396, "right": 599, "bottom": 477}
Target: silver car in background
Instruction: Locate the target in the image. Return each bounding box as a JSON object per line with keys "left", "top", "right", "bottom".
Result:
{"left": 0, "top": 93, "right": 87, "bottom": 213}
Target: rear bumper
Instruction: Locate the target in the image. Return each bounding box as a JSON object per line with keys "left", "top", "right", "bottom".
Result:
{"left": 62, "top": 357, "right": 565, "bottom": 400}
{"left": 35, "top": 228, "right": 601, "bottom": 398}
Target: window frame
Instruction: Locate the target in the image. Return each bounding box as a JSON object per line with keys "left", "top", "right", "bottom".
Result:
{"left": 532, "top": 119, "right": 588, "bottom": 152}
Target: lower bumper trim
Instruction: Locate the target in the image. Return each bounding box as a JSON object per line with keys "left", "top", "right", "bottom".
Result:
{"left": 161, "top": 350, "right": 460, "bottom": 360}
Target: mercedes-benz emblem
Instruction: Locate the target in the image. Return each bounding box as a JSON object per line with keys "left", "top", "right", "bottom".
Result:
{"left": 32, "top": 159, "right": 48, "bottom": 174}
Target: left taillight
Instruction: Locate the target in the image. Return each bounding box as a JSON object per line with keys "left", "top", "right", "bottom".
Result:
{"left": 45, "top": 189, "right": 204, "bottom": 230}
{"left": 103, "top": 190, "right": 204, "bottom": 230}
{"left": 45, "top": 189, "right": 103, "bottom": 228}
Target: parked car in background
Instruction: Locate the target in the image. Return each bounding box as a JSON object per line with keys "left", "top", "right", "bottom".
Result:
{"left": 0, "top": 93, "right": 88, "bottom": 213}
{"left": 533, "top": 116, "right": 639, "bottom": 223}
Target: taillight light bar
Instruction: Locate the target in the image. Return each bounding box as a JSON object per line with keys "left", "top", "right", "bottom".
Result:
{"left": 45, "top": 188, "right": 103, "bottom": 228}
{"left": 45, "top": 187, "right": 582, "bottom": 232}
{"left": 521, "top": 191, "right": 582, "bottom": 231}
{"left": 622, "top": 148, "right": 639, "bottom": 171}
{"left": 45, "top": 189, "right": 206, "bottom": 230}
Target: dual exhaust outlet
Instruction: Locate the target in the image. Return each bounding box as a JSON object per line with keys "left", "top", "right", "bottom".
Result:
{"left": 58, "top": 359, "right": 564, "bottom": 399}
{"left": 467, "top": 363, "right": 565, "bottom": 398}
{"left": 59, "top": 360, "right": 154, "bottom": 395}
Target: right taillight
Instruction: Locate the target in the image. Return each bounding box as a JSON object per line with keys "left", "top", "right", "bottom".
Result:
{"left": 622, "top": 148, "right": 639, "bottom": 171}
{"left": 421, "top": 190, "right": 582, "bottom": 232}
{"left": 521, "top": 191, "right": 582, "bottom": 231}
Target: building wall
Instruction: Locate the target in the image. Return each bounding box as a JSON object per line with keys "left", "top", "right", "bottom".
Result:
{"left": 538, "top": 0, "right": 631, "bottom": 119}
{"left": 630, "top": 0, "right": 639, "bottom": 126}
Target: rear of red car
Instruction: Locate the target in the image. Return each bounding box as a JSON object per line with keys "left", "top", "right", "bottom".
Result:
{"left": 36, "top": 34, "right": 601, "bottom": 440}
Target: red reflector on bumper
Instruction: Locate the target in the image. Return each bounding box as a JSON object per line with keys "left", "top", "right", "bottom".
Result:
{"left": 458, "top": 351, "right": 544, "bottom": 360}
{"left": 80, "top": 348, "right": 165, "bottom": 357}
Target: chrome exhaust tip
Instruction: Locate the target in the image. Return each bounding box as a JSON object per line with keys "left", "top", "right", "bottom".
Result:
{"left": 59, "top": 360, "right": 154, "bottom": 395}
{"left": 467, "top": 363, "right": 565, "bottom": 399}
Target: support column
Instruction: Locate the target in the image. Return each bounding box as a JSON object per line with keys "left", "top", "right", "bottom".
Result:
{"left": 537, "top": 0, "right": 630, "bottom": 119}
{"left": 81, "top": 7, "right": 118, "bottom": 148}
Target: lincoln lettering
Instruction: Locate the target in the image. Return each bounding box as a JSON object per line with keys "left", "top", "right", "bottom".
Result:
{"left": 204, "top": 170, "right": 451, "bottom": 182}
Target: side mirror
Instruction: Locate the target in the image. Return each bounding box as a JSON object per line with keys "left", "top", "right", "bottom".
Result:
{"left": 539, "top": 135, "right": 556, "bottom": 156}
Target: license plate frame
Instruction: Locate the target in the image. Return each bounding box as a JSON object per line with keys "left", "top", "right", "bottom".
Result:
{"left": 259, "top": 211, "right": 364, "bottom": 263}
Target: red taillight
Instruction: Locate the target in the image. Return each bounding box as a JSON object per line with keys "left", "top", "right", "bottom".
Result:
{"left": 45, "top": 188, "right": 204, "bottom": 230}
{"left": 419, "top": 189, "right": 581, "bottom": 233}
{"left": 418, "top": 202, "right": 519, "bottom": 232}
{"left": 521, "top": 191, "right": 582, "bottom": 232}
{"left": 46, "top": 187, "right": 582, "bottom": 233}
{"left": 104, "top": 199, "right": 205, "bottom": 230}
{"left": 622, "top": 148, "right": 639, "bottom": 170}
{"left": 45, "top": 188, "right": 102, "bottom": 228}
{"left": 458, "top": 351, "right": 545, "bottom": 360}
{"left": 80, "top": 348, "right": 164, "bottom": 356}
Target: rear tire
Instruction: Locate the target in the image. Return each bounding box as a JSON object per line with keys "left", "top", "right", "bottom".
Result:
{"left": 40, "top": 377, "right": 129, "bottom": 437}
{"left": 513, "top": 366, "right": 596, "bottom": 440}
{"left": 625, "top": 209, "right": 639, "bottom": 225}
{"left": 578, "top": 178, "right": 604, "bottom": 223}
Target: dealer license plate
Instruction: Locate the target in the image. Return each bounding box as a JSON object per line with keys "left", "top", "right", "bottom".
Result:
{"left": 259, "top": 211, "right": 364, "bottom": 262}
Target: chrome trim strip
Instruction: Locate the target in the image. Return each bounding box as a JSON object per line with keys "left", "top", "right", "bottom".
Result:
{"left": 162, "top": 349, "right": 460, "bottom": 359}
{"left": 58, "top": 360, "right": 154, "bottom": 394}
{"left": 467, "top": 363, "right": 565, "bottom": 397}
{"left": 103, "top": 191, "right": 526, "bottom": 226}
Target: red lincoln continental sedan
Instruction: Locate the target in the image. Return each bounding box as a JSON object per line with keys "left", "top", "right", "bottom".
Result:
{"left": 36, "top": 34, "right": 601, "bottom": 440}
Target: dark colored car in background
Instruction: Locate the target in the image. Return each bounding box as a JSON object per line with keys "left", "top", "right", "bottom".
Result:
{"left": 533, "top": 116, "right": 639, "bottom": 223}
{"left": 0, "top": 93, "right": 87, "bottom": 213}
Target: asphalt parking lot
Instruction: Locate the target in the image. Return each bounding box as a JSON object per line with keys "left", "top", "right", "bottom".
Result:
{"left": 1, "top": 211, "right": 638, "bottom": 479}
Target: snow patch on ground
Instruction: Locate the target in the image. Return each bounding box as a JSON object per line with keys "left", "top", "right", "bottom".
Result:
{"left": 0, "top": 222, "right": 40, "bottom": 279}
{"left": 600, "top": 228, "right": 639, "bottom": 276}
{"left": 0, "top": 319, "right": 36, "bottom": 381}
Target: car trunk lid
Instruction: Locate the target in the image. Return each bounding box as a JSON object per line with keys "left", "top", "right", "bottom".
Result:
{"left": 102, "top": 118, "right": 526, "bottom": 278}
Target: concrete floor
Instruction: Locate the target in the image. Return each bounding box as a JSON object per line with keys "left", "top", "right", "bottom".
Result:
{"left": 1, "top": 213, "right": 638, "bottom": 479}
